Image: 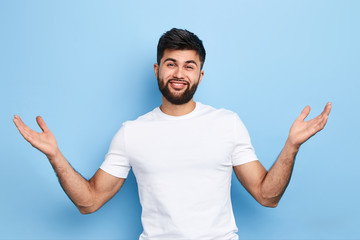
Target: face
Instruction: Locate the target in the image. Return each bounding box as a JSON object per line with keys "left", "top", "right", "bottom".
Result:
{"left": 154, "top": 49, "right": 204, "bottom": 105}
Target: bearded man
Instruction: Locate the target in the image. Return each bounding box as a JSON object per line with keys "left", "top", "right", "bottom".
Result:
{"left": 13, "top": 28, "right": 331, "bottom": 240}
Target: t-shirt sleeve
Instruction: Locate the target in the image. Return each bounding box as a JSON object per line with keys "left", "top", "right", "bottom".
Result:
{"left": 100, "top": 123, "right": 131, "bottom": 178}
{"left": 231, "top": 114, "right": 258, "bottom": 166}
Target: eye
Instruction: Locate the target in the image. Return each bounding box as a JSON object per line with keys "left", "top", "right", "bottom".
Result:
{"left": 185, "top": 65, "right": 194, "bottom": 70}
{"left": 167, "top": 63, "right": 175, "bottom": 67}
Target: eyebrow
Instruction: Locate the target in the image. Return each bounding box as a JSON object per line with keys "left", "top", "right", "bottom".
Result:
{"left": 163, "top": 58, "right": 198, "bottom": 66}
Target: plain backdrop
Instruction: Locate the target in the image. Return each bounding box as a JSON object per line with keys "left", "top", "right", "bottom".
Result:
{"left": 1, "top": 0, "right": 359, "bottom": 239}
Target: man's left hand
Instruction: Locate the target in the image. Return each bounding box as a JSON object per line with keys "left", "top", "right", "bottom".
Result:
{"left": 288, "top": 102, "right": 332, "bottom": 148}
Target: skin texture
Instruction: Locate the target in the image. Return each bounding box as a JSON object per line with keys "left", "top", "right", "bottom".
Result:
{"left": 13, "top": 49, "right": 331, "bottom": 213}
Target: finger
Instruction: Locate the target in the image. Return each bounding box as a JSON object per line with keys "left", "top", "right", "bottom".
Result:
{"left": 320, "top": 102, "right": 332, "bottom": 117}
{"left": 298, "top": 105, "right": 311, "bottom": 121}
{"left": 312, "top": 102, "right": 331, "bottom": 126}
{"left": 320, "top": 108, "right": 330, "bottom": 128}
{"left": 13, "top": 115, "right": 27, "bottom": 132}
{"left": 13, "top": 115, "right": 37, "bottom": 141}
{"left": 312, "top": 104, "right": 331, "bottom": 131}
{"left": 315, "top": 118, "right": 328, "bottom": 133}
{"left": 36, "top": 116, "right": 49, "bottom": 132}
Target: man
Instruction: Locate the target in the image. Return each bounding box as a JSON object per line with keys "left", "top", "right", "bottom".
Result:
{"left": 13, "top": 28, "right": 331, "bottom": 239}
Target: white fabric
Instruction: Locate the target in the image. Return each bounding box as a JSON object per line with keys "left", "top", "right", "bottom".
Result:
{"left": 100, "top": 102, "right": 258, "bottom": 240}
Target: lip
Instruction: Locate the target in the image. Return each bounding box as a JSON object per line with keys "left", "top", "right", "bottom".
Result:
{"left": 169, "top": 79, "right": 189, "bottom": 84}
{"left": 168, "top": 80, "right": 188, "bottom": 90}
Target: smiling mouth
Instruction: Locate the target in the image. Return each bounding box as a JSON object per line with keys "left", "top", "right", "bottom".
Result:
{"left": 168, "top": 80, "right": 188, "bottom": 90}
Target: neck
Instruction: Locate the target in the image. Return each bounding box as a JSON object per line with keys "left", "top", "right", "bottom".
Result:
{"left": 160, "top": 97, "right": 196, "bottom": 116}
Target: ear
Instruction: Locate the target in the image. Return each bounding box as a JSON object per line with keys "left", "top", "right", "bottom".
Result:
{"left": 154, "top": 63, "right": 159, "bottom": 79}
{"left": 198, "top": 70, "right": 204, "bottom": 84}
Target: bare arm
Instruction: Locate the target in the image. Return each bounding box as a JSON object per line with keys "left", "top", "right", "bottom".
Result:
{"left": 234, "top": 102, "right": 332, "bottom": 207}
{"left": 13, "top": 115, "right": 125, "bottom": 214}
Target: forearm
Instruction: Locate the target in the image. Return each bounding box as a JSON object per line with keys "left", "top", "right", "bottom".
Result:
{"left": 13, "top": 115, "right": 104, "bottom": 213}
{"left": 235, "top": 103, "right": 331, "bottom": 208}
{"left": 47, "top": 149, "right": 95, "bottom": 212}
{"left": 260, "top": 139, "right": 299, "bottom": 205}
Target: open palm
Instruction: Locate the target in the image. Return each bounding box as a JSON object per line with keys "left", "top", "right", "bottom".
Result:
{"left": 13, "top": 115, "right": 59, "bottom": 159}
{"left": 288, "top": 102, "right": 332, "bottom": 147}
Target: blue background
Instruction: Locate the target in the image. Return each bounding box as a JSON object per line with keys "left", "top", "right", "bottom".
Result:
{"left": 1, "top": 1, "right": 359, "bottom": 239}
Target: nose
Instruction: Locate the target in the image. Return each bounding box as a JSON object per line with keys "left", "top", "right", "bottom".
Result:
{"left": 173, "top": 67, "right": 185, "bottom": 79}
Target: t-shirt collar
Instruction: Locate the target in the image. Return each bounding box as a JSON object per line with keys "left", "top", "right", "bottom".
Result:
{"left": 155, "top": 102, "right": 202, "bottom": 120}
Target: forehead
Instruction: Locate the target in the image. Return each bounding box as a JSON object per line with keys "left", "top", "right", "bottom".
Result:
{"left": 161, "top": 49, "right": 201, "bottom": 63}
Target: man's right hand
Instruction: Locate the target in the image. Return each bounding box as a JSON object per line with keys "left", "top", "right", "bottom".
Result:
{"left": 13, "top": 115, "right": 59, "bottom": 160}
{"left": 13, "top": 115, "right": 125, "bottom": 214}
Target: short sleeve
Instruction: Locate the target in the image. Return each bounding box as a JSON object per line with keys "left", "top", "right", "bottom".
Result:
{"left": 231, "top": 114, "right": 258, "bottom": 166}
{"left": 100, "top": 123, "right": 131, "bottom": 178}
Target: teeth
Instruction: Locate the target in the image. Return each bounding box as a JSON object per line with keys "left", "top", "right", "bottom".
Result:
{"left": 169, "top": 81, "right": 187, "bottom": 89}
{"left": 170, "top": 81, "right": 187, "bottom": 85}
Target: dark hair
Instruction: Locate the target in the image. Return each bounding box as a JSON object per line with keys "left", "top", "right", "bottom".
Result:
{"left": 157, "top": 28, "right": 206, "bottom": 69}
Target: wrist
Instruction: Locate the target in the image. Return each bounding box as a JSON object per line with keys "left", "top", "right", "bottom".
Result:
{"left": 46, "top": 147, "right": 61, "bottom": 162}
{"left": 285, "top": 138, "right": 301, "bottom": 153}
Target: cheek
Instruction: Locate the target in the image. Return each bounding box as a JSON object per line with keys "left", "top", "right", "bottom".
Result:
{"left": 191, "top": 72, "right": 201, "bottom": 82}
{"left": 160, "top": 69, "right": 173, "bottom": 80}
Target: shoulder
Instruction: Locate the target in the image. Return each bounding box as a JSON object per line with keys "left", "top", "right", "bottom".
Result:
{"left": 121, "top": 108, "right": 160, "bottom": 128}
{"left": 198, "top": 102, "right": 239, "bottom": 120}
{"left": 136, "top": 107, "right": 160, "bottom": 121}
{"left": 198, "top": 103, "right": 250, "bottom": 133}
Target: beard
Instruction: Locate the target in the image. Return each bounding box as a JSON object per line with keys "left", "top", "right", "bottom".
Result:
{"left": 157, "top": 76, "right": 199, "bottom": 105}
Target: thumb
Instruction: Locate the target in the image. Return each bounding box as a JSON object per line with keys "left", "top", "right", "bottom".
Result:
{"left": 298, "top": 105, "right": 311, "bottom": 121}
{"left": 36, "top": 116, "right": 50, "bottom": 132}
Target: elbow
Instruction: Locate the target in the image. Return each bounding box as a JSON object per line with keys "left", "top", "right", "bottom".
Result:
{"left": 78, "top": 207, "right": 94, "bottom": 215}
{"left": 77, "top": 203, "right": 99, "bottom": 215}
{"left": 258, "top": 186, "right": 282, "bottom": 208}
{"left": 260, "top": 199, "right": 279, "bottom": 208}
{"left": 78, "top": 206, "right": 97, "bottom": 215}
{"left": 258, "top": 192, "right": 281, "bottom": 208}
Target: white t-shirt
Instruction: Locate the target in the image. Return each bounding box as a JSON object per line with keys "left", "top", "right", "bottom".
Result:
{"left": 100, "top": 102, "right": 258, "bottom": 240}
